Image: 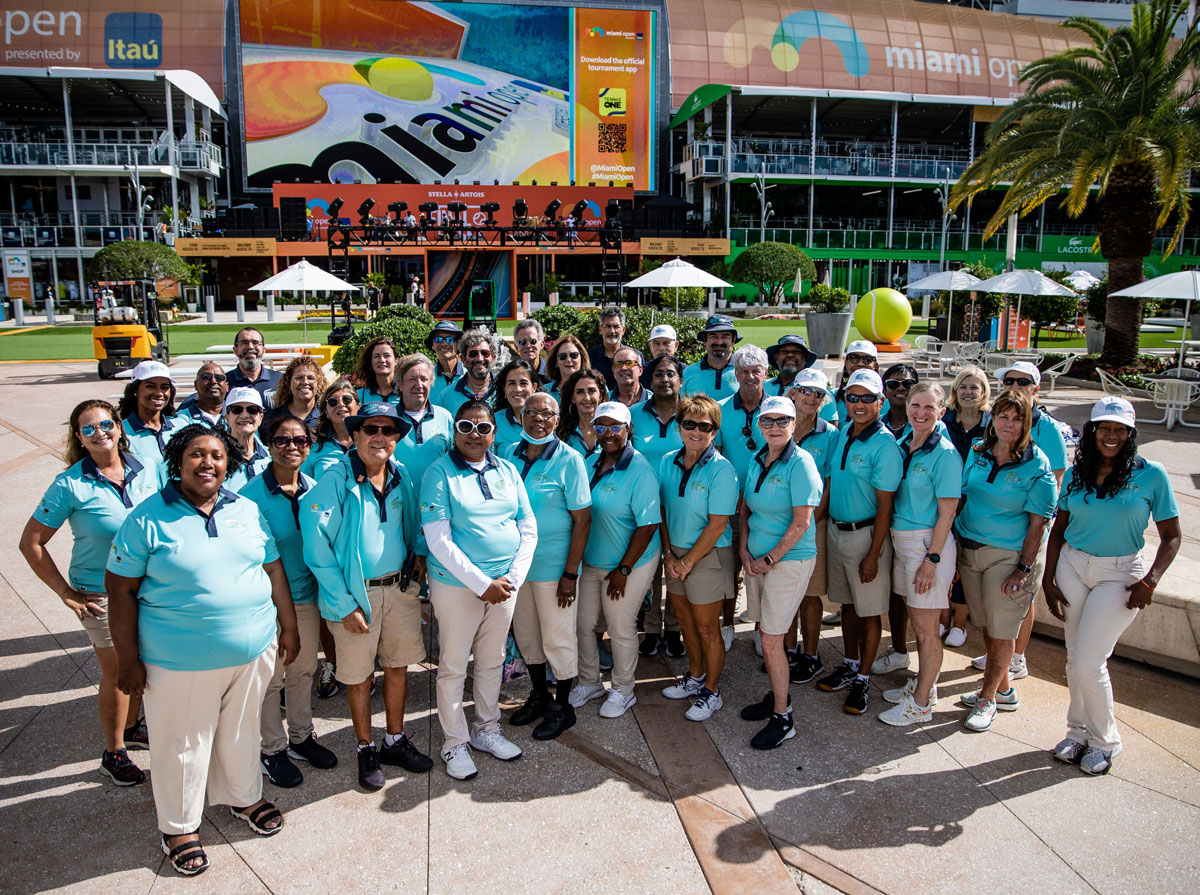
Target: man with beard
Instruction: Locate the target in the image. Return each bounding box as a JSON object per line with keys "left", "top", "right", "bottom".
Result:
{"left": 226, "top": 328, "right": 282, "bottom": 400}
{"left": 435, "top": 329, "right": 498, "bottom": 416}
{"left": 176, "top": 363, "right": 228, "bottom": 427}
{"left": 765, "top": 336, "right": 818, "bottom": 395}
{"left": 682, "top": 316, "right": 739, "bottom": 400}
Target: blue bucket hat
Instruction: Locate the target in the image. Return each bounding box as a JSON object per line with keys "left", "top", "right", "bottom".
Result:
{"left": 766, "top": 334, "right": 817, "bottom": 370}
{"left": 345, "top": 401, "right": 403, "bottom": 436}
{"left": 700, "top": 314, "right": 742, "bottom": 342}
{"left": 424, "top": 319, "right": 465, "bottom": 349}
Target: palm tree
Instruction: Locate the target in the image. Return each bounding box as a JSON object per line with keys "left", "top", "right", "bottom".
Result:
{"left": 948, "top": 0, "right": 1200, "bottom": 367}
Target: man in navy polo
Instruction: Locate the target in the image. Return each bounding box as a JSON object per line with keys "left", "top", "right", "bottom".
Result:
{"left": 226, "top": 327, "right": 282, "bottom": 399}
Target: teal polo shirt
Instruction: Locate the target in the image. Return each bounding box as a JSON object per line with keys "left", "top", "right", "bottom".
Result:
{"left": 106, "top": 483, "right": 279, "bottom": 672}
{"left": 956, "top": 444, "right": 1058, "bottom": 551}
{"left": 1058, "top": 457, "right": 1178, "bottom": 557}
{"left": 492, "top": 408, "right": 527, "bottom": 454}
{"left": 742, "top": 441, "right": 824, "bottom": 561}
{"left": 393, "top": 403, "right": 453, "bottom": 478}
{"left": 33, "top": 452, "right": 162, "bottom": 592}
{"left": 658, "top": 445, "right": 738, "bottom": 550}
{"left": 503, "top": 438, "right": 591, "bottom": 581}
{"left": 239, "top": 467, "right": 318, "bottom": 604}
{"left": 1031, "top": 407, "right": 1069, "bottom": 471}
{"left": 893, "top": 430, "right": 964, "bottom": 531}
{"left": 632, "top": 399, "right": 683, "bottom": 473}
{"left": 829, "top": 420, "right": 903, "bottom": 523}
{"left": 584, "top": 445, "right": 661, "bottom": 571}
{"left": 349, "top": 452, "right": 410, "bottom": 578}
{"left": 224, "top": 438, "right": 271, "bottom": 493}
{"left": 175, "top": 402, "right": 222, "bottom": 428}
{"left": 302, "top": 438, "right": 350, "bottom": 480}
{"left": 797, "top": 416, "right": 839, "bottom": 481}
{"left": 429, "top": 360, "right": 466, "bottom": 405}
{"left": 420, "top": 449, "right": 532, "bottom": 587}
{"left": 766, "top": 378, "right": 840, "bottom": 425}
{"left": 122, "top": 413, "right": 183, "bottom": 477}
{"left": 357, "top": 383, "right": 400, "bottom": 407}
{"left": 682, "top": 359, "right": 737, "bottom": 400}
{"left": 434, "top": 374, "right": 495, "bottom": 417}
{"left": 566, "top": 428, "right": 601, "bottom": 459}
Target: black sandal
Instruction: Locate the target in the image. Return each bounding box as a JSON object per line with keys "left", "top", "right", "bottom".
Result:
{"left": 161, "top": 832, "right": 209, "bottom": 876}
{"left": 230, "top": 801, "right": 283, "bottom": 836}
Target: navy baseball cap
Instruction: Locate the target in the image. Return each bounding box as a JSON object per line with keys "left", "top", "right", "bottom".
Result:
{"left": 700, "top": 314, "right": 742, "bottom": 342}
{"left": 346, "top": 402, "right": 403, "bottom": 435}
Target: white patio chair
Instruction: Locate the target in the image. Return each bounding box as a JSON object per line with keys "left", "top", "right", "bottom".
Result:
{"left": 1146, "top": 379, "right": 1200, "bottom": 430}
{"left": 954, "top": 342, "right": 984, "bottom": 372}
{"left": 910, "top": 335, "right": 942, "bottom": 371}
{"left": 1039, "top": 354, "right": 1077, "bottom": 394}
{"left": 982, "top": 353, "right": 1013, "bottom": 376}
{"left": 935, "top": 341, "right": 960, "bottom": 377}
{"left": 1096, "top": 368, "right": 1134, "bottom": 398}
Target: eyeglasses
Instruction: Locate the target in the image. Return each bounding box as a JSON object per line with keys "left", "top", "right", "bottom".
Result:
{"left": 1003, "top": 376, "right": 1036, "bottom": 388}
{"left": 235, "top": 339, "right": 264, "bottom": 348}
{"left": 884, "top": 378, "right": 918, "bottom": 390}
{"left": 524, "top": 409, "right": 557, "bottom": 421}
{"left": 594, "top": 424, "right": 627, "bottom": 435}
{"left": 327, "top": 394, "right": 356, "bottom": 407}
{"left": 613, "top": 359, "right": 640, "bottom": 369}
{"left": 759, "top": 416, "right": 792, "bottom": 430}
{"left": 790, "top": 386, "right": 822, "bottom": 398}
{"left": 845, "top": 394, "right": 881, "bottom": 404}
{"left": 432, "top": 336, "right": 457, "bottom": 345}
{"left": 651, "top": 369, "right": 679, "bottom": 379}
{"left": 846, "top": 354, "right": 873, "bottom": 364}
{"left": 557, "top": 351, "right": 581, "bottom": 361}
{"left": 465, "top": 349, "right": 491, "bottom": 359}
{"left": 679, "top": 419, "right": 715, "bottom": 433}
{"left": 271, "top": 435, "right": 311, "bottom": 449}
{"left": 359, "top": 424, "right": 399, "bottom": 437}
{"left": 515, "top": 338, "right": 540, "bottom": 348}
{"left": 227, "top": 404, "right": 262, "bottom": 415}
{"left": 197, "top": 372, "right": 226, "bottom": 383}
{"left": 80, "top": 420, "right": 117, "bottom": 437}
{"left": 455, "top": 420, "right": 496, "bottom": 435}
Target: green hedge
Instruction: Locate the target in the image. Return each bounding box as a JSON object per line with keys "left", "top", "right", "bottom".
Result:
{"left": 532, "top": 305, "right": 707, "bottom": 363}
{"left": 331, "top": 305, "right": 436, "bottom": 376}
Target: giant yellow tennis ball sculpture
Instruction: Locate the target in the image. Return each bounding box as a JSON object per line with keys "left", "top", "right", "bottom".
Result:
{"left": 855, "top": 287, "right": 912, "bottom": 343}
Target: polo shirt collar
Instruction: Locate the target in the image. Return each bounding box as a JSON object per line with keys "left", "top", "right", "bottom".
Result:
{"left": 81, "top": 450, "right": 145, "bottom": 508}
{"left": 126, "top": 411, "right": 172, "bottom": 453}
{"left": 767, "top": 375, "right": 795, "bottom": 395}
{"left": 349, "top": 449, "right": 404, "bottom": 518}
{"left": 980, "top": 444, "right": 1037, "bottom": 483}
{"left": 515, "top": 436, "right": 561, "bottom": 462}
{"left": 449, "top": 448, "right": 500, "bottom": 499}
{"left": 671, "top": 443, "right": 715, "bottom": 497}
{"left": 400, "top": 404, "right": 436, "bottom": 442}
{"left": 699, "top": 357, "right": 729, "bottom": 372}
{"left": 733, "top": 389, "right": 763, "bottom": 412}
{"left": 752, "top": 440, "right": 797, "bottom": 492}
{"left": 589, "top": 443, "right": 635, "bottom": 487}
{"left": 639, "top": 397, "right": 675, "bottom": 434}
{"left": 900, "top": 429, "right": 945, "bottom": 478}
{"left": 799, "top": 415, "right": 830, "bottom": 443}
{"left": 161, "top": 480, "right": 239, "bottom": 538}
{"left": 437, "top": 360, "right": 466, "bottom": 383}
{"left": 262, "top": 464, "right": 310, "bottom": 498}
{"left": 454, "top": 373, "right": 494, "bottom": 401}
{"left": 839, "top": 419, "right": 884, "bottom": 470}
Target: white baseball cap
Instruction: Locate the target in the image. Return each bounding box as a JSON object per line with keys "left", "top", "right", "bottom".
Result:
{"left": 593, "top": 401, "right": 632, "bottom": 425}
{"left": 759, "top": 395, "right": 797, "bottom": 419}
{"left": 1090, "top": 396, "right": 1136, "bottom": 428}
{"left": 223, "top": 386, "right": 264, "bottom": 413}
{"left": 845, "top": 339, "right": 879, "bottom": 359}
{"left": 130, "top": 360, "right": 173, "bottom": 382}
{"left": 648, "top": 324, "right": 677, "bottom": 341}
{"left": 789, "top": 368, "right": 830, "bottom": 391}
{"left": 996, "top": 361, "right": 1042, "bottom": 386}
{"left": 844, "top": 369, "right": 885, "bottom": 395}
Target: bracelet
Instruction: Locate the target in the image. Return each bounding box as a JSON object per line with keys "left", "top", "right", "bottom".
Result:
{"left": 562, "top": 570, "right": 578, "bottom": 581}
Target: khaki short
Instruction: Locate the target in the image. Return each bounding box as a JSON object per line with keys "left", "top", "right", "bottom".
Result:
{"left": 78, "top": 590, "right": 112, "bottom": 650}
{"left": 958, "top": 543, "right": 1040, "bottom": 640}
{"left": 329, "top": 580, "right": 426, "bottom": 684}
{"left": 805, "top": 518, "right": 828, "bottom": 597}
{"left": 826, "top": 523, "right": 892, "bottom": 617}
{"left": 665, "top": 545, "right": 735, "bottom": 606}
{"left": 891, "top": 529, "right": 956, "bottom": 610}
{"left": 745, "top": 558, "right": 816, "bottom": 636}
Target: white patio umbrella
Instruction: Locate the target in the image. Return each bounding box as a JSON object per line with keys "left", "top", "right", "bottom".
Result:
{"left": 625, "top": 257, "right": 733, "bottom": 313}
{"left": 904, "top": 270, "right": 982, "bottom": 340}
{"left": 1110, "top": 270, "right": 1200, "bottom": 373}
{"left": 972, "top": 269, "right": 1077, "bottom": 349}
{"left": 248, "top": 259, "right": 362, "bottom": 340}
{"left": 1065, "top": 269, "right": 1101, "bottom": 291}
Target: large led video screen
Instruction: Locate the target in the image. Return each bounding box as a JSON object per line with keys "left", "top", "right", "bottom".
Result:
{"left": 239, "top": 1, "right": 656, "bottom": 191}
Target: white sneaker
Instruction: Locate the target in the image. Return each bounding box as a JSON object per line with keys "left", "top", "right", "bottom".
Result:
{"left": 963, "top": 698, "right": 997, "bottom": 731}
{"left": 598, "top": 690, "right": 637, "bottom": 718}
{"left": 1053, "top": 738, "right": 1088, "bottom": 764}
{"left": 662, "top": 675, "right": 706, "bottom": 700}
{"left": 568, "top": 682, "right": 608, "bottom": 708}
{"left": 878, "top": 694, "right": 933, "bottom": 727}
{"left": 943, "top": 626, "right": 967, "bottom": 648}
{"left": 882, "top": 676, "right": 938, "bottom": 706}
{"left": 961, "top": 688, "right": 1019, "bottom": 711}
{"left": 970, "top": 654, "right": 987, "bottom": 670}
{"left": 684, "top": 689, "right": 723, "bottom": 722}
{"left": 870, "top": 649, "right": 911, "bottom": 675}
{"left": 1080, "top": 744, "right": 1121, "bottom": 776}
{"left": 469, "top": 728, "right": 522, "bottom": 761}
{"left": 441, "top": 744, "right": 478, "bottom": 780}
{"left": 753, "top": 629, "right": 763, "bottom": 657}
{"left": 939, "top": 623, "right": 947, "bottom": 638}
{"left": 1008, "top": 653, "right": 1029, "bottom": 680}
{"left": 822, "top": 608, "right": 841, "bottom": 625}
{"left": 721, "top": 625, "right": 735, "bottom": 652}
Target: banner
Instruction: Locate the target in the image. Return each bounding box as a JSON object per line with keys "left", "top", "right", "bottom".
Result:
{"left": 3, "top": 251, "right": 33, "bottom": 304}
{"left": 176, "top": 238, "right": 277, "bottom": 257}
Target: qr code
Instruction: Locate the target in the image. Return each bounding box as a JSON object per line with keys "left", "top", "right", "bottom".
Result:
{"left": 598, "top": 123, "right": 627, "bottom": 153}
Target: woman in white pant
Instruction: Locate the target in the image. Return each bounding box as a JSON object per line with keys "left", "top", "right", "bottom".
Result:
{"left": 1043, "top": 397, "right": 1180, "bottom": 775}
{"left": 421, "top": 400, "right": 537, "bottom": 781}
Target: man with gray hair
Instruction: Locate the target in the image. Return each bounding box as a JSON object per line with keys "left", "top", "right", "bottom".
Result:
{"left": 588, "top": 306, "right": 640, "bottom": 390}
{"left": 435, "top": 328, "right": 501, "bottom": 416}
{"left": 513, "top": 318, "right": 548, "bottom": 378}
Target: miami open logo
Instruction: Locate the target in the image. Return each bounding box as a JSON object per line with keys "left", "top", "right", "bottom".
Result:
{"left": 725, "top": 10, "right": 870, "bottom": 78}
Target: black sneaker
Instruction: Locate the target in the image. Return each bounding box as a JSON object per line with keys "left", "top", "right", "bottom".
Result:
{"left": 288, "top": 734, "right": 338, "bottom": 770}
{"left": 357, "top": 744, "right": 386, "bottom": 791}
{"left": 842, "top": 678, "right": 870, "bottom": 715}
{"left": 315, "top": 662, "right": 340, "bottom": 699}
{"left": 664, "top": 631, "right": 686, "bottom": 658}
{"left": 510, "top": 691, "right": 550, "bottom": 726}
{"left": 740, "top": 691, "right": 789, "bottom": 722}
{"left": 751, "top": 713, "right": 796, "bottom": 750}
{"left": 123, "top": 719, "right": 149, "bottom": 750}
{"left": 790, "top": 653, "right": 825, "bottom": 685}
{"left": 260, "top": 749, "right": 303, "bottom": 787}
{"left": 816, "top": 663, "right": 856, "bottom": 692}
{"left": 379, "top": 734, "right": 434, "bottom": 773}
{"left": 369, "top": 675, "right": 379, "bottom": 697}
{"left": 100, "top": 749, "right": 145, "bottom": 786}
{"left": 532, "top": 703, "right": 576, "bottom": 740}
{"left": 639, "top": 633, "right": 661, "bottom": 657}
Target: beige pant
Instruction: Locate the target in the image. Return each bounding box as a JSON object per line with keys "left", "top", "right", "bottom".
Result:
{"left": 143, "top": 645, "right": 275, "bottom": 835}
{"left": 430, "top": 581, "right": 516, "bottom": 751}
{"left": 827, "top": 523, "right": 892, "bottom": 617}
{"left": 260, "top": 602, "right": 321, "bottom": 754}
{"left": 512, "top": 579, "right": 578, "bottom": 679}
{"left": 577, "top": 560, "right": 660, "bottom": 697}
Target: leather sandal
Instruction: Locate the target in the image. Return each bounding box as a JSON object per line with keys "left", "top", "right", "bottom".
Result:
{"left": 230, "top": 801, "right": 283, "bottom": 836}
{"left": 161, "top": 832, "right": 209, "bottom": 876}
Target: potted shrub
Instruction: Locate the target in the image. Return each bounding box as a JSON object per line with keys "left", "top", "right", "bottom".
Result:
{"left": 1083, "top": 278, "right": 1108, "bottom": 355}
{"left": 805, "top": 283, "right": 853, "bottom": 357}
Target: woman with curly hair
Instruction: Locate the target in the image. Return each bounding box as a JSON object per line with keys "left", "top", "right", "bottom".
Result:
{"left": 267, "top": 356, "right": 327, "bottom": 430}
{"left": 556, "top": 368, "right": 606, "bottom": 458}
{"left": 1042, "top": 397, "right": 1180, "bottom": 776}
{"left": 354, "top": 336, "right": 400, "bottom": 406}
{"left": 492, "top": 358, "right": 541, "bottom": 451}
{"left": 304, "top": 377, "right": 360, "bottom": 481}
{"left": 107, "top": 424, "right": 299, "bottom": 875}
{"left": 544, "top": 333, "right": 590, "bottom": 396}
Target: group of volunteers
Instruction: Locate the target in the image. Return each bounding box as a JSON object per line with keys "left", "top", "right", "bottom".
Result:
{"left": 20, "top": 310, "right": 1180, "bottom": 877}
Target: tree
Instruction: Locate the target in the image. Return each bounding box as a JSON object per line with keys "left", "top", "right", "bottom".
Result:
{"left": 948, "top": 0, "right": 1200, "bottom": 367}
{"left": 86, "top": 240, "right": 189, "bottom": 284}
{"left": 730, "top": 242, "right": 817, "bottom": 305}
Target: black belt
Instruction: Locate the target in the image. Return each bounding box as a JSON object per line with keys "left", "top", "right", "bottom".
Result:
{"left": 832, "top": 518, "right": 874, "bottom": 532}
{"left": 365, "top": 572, "right": 401, "bottom": 587}
{"left": 958, "top": 537, "right": 985, "bottom": 551}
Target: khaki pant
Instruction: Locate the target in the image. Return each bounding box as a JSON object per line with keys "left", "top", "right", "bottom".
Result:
{"left": 430, "top": 581, "right": 516, "bottom": 752}
{"left": 745, "top": 558, "right": 816, "bottom": 636}
{"left": 512, "top": 579, "right": 578, "bottom": 679}
{"left": 642, "top": 566, "right": 680, "bottom": 635}
{"left": 959, "top": 543, "right": 1040, "bottom": 640}
{"left": 143, "top": 646, "right": 275, "bottom": 835}
{"left": 260, "top": 602, "right": 321, "bottom": 754}
{"left": 577, "top": 560, "right": 660, "bottom": 697}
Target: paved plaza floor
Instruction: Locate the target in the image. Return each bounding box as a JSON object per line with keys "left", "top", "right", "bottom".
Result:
{"left": 0, "top": 362, "right": 1197, "bottom": 895}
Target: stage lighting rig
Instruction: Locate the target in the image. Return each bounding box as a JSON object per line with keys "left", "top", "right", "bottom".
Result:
{"left": 544, "top": 199, "right": 561, "bottom": 220}
{"left": 570, "top": 199, "right": 588, "bottom": 221}
{"left": 418, "top": 201, "right": 438, "bottom": 223}
{"left": 513, "top": 199, "right": 528, "bottom": 222}
{"left": 387, "top": 201, "right": 408, "bottom": 220}
{"left": 326, "top": 197, "right": 344, "bottom": 220}
{"left": 357, "top": 198, "right": 375, "bottom": 225}
{"left": 447, "top": 201, "right": 467, "bottom": 222}
{"left": 481, "top": 202, "right": 500, "bottom": 225}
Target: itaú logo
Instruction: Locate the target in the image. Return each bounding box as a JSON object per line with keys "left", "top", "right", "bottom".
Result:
{"left": 725, "top": 10, "right": 869, "bottom": 77}
{"left": 104, "top": 12, "right": 162, "bottom": 68}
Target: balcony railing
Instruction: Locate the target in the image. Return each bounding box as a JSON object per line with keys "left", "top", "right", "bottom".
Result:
{"left": 0, "top": 139, "right": 222, "bottom": 172}
{"left": 685, "top": 138, "right": 973, "bottom": 181}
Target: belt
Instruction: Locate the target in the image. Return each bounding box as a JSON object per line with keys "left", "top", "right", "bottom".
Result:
{"left": 365, "top": 572, "right": 401, "bottom": 587}
{"left": 832, "top": 518, "right": 874, "bottom": 532}
{"left": 958, "top": 537, "right": 985, "bottom": 551}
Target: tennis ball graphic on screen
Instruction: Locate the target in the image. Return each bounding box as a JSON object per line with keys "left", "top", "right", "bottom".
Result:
{"left": 855, "top": 288, "right": 912, "bottom": 343}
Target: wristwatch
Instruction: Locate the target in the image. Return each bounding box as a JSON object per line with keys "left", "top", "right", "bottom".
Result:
{"left": 1016, "top": 561, "right": 1033, "bottom": 574}
{"left": 763, "top": 555, "right": 775, "bottom": 566}
{"left": 618, "top": 564, "right": 633, "bottom": 577}
{"left": 924, "top": 552, "right": 940, "bottom": 564}
{"left": 562, "top": 570, "right": 578, "bottom": 581}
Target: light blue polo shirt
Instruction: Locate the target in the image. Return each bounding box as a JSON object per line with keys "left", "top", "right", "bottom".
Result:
{"left": 829, "top": 420, "right": 903, "bottom": 523}
{"left": 420, "top": 449, "right": 532, "bottom": 587}
{"left": 33, "top": 452, "right": 163, "bottom": 592}
{"left": 106, "top": 483, "right": 279, "bottom": 672}
{"left": 349, "top": 453, "right": 410, "bottom": 578}
{"left": 1058, "top": 457, "right": 1178, "bottom": 557}
{"left": 175, "top": 400, "right": 222, "bottom": 428}
{"left": 239, "top": 467, "right": 318, "bottom": 604}
{"left": 492, "top": 408, "right": 527, "bottom": 454}
{"left": 717, "top": 391, "right": 765, "bottom": 483}
{"left": 1032, "top": 407, "right": 1069, "bottom": 472}
{"left": 122, "top": 413, "right": 183, "bottom": 476}
{"left": 224, "top": 438, "right": 271, "bottom": 493}
{"left": 566, "top": 428, "right": 601, "bottom": 459}
{"left": 893, "top": 430, "right": 964, "bottom": 531}
{"left": 682, "top": 358, "right": 737, "bottom": 400}
{"left": 429, "top": 360, "right": 466, "bottom": 405}
{"left": 584, "top": 445, "right": 661, "bottom": 571}
{"left": 503, "top": 438, "right": 591, "bottom": 581}
{"left": 658, "top": 446, "right": 738, "bottom": 550}
{"left": 357, "top": 383, "right": 400, "bottom": 407}
{"left": 393, "top": 404, "right": 453, "bottom": 476}
{"left": 956, "top": 444, "right": 1058, "bottom": 551}
{"left": 434, "top": 374, "right": 495, "bottom": 417}
{"left": 632, "top": 399, "right": 683, "bottom": 473}
{"left": 743, "top": 441, "right": 824, "bottom": 561}
{"left": 766, "top": 379, "right": 840, "bottom": 424}
{"left": 302, "top": 438, "right": 350, "bottom": 480}
{"left": 797, "top": 416, "right": 839, "bottom": 481}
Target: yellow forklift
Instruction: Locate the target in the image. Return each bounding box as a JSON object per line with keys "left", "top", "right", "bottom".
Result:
{"left": 91, "top": 280, "right": 170, "bottom": 379}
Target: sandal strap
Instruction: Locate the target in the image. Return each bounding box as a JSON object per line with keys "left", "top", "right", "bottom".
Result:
{"left": 168, "top": 841, "right": 206, "bottom": 861}
{"left": 239, "top": 802, "right": 282, "bottom": 828}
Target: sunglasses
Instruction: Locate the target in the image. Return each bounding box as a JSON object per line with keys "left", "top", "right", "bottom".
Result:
{"left": 197, "top": 372, "right": 227, "bottom": 383}
{"left": 432, "top": 336, "right": 457, "bottom": 345}
{"left": 846, "top": 354, "right": 874, "bottom": 364}
{"left": 613, "top": 359, "right": 640, "bottom": 369}
{"left": 455, "top": 420, "right": 496, "bottom": 435}
{"left": 884, "top": 378, "right": 918, "bottom": 390}
{"left": 1003, "top": 377, "right": 1036, "bottom": 388}
{"left": 80, "top": 420, "right": 117, "bottom": 437}
{"left": 515, "top": 338, "right": 540, "bottom": 348}
{"left": 327, "top": 394, "right": 356, "bottom": 407}
{"left": 759, "top": 416, "right": 792, "bottom": 430}
{"left": 271, "top": 435, "right": 311, "bottom": 449}
{"left": 359, "top": 424, "right": 399, "bottom": 437}
{"left": 790, "top": 386, "right": 823, "bottom": 398}
{"left": 845, "top": 394, "right": 881, "bottom": 404}
{"left": 679, "top": 420, "right": 715, "bottom": 433}
{"left": 466, "top": 349, "right": 492, "bottom": 359}
{"left": 557, "top": 351, "right": 581, "bottom": 361}
{"left": 594, "top": 424, "right": 627, "bottom": 435}
{"left": 227, "top": 404, "right": 262, "bottom": 415}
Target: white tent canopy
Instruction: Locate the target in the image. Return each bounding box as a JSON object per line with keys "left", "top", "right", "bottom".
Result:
{"left": 624, "top": 257, "right": 733, "bottom": 313}
{"left": 1065, "top": 269, "right": 1101, "bottom": 291}
{"left": 904, "top": 271, "right": 983, "bottom": 337}
{"left": 248, "top": 259, "right": 361, "bottom": 340}
{"left": 1111, "top": 270, "right": 1200, "bottom": 373}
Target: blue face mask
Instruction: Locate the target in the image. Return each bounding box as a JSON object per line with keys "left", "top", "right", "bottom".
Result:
{"left": 523, "top": 431, "right": 556, "bottom": 445}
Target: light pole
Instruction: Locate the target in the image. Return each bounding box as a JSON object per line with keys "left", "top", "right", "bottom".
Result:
{"left": 125, "top": 163, "right": 154, "bottom": 241}
{"left": 751, "top": 161, "right": 775, "bottom": 243}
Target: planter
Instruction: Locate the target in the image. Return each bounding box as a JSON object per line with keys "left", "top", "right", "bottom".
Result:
{"left": 1084, "top": 316, "right": 1104, "bottom": 355}
{"left": 805, "top": 311, "right": 853, "bottom": 358}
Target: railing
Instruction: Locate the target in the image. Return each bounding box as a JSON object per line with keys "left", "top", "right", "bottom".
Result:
{"left": 0, "top": 140, "right": 221, "bottom": 171}
{"left": 732, "top": 226, "right": 1039, "bottom": 253}
{"left": 686, "top": 139, "right": 973, "bottom": 181}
